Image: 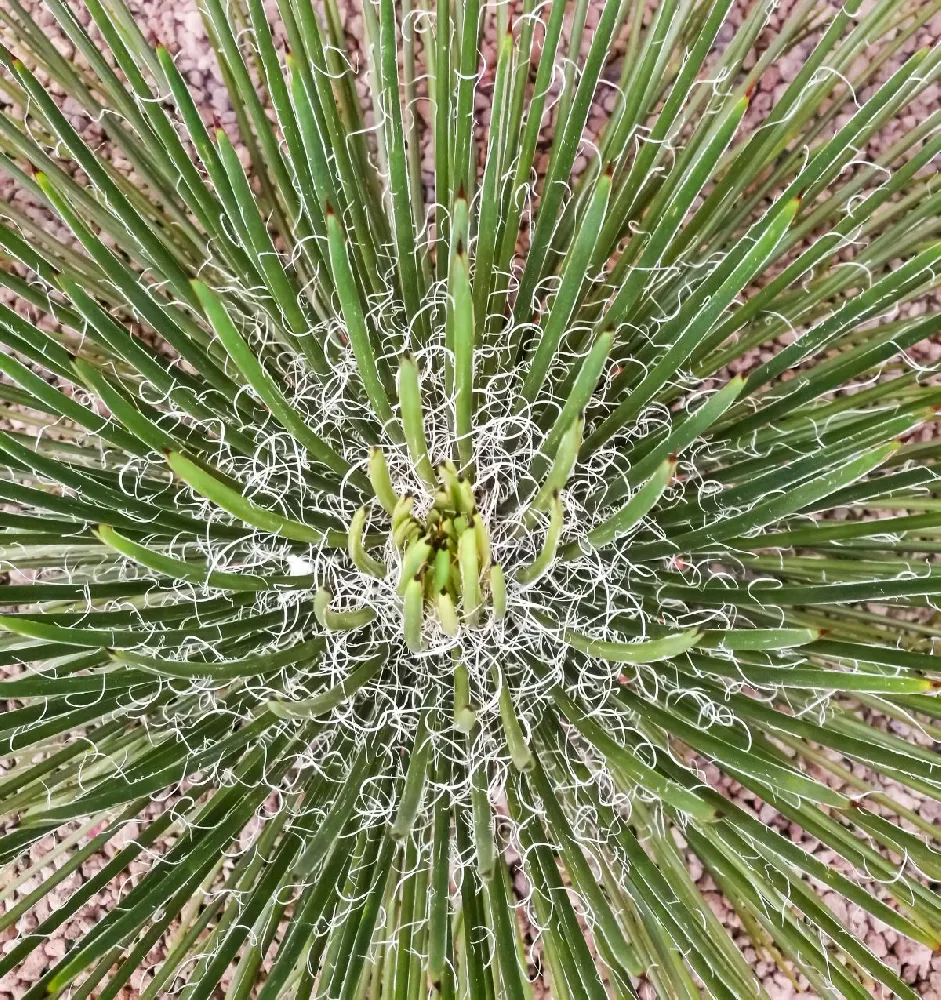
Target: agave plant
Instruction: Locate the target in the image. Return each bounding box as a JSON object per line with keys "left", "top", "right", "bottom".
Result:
{"left": 0, "top": 0, "right": 940, "bottom": 996}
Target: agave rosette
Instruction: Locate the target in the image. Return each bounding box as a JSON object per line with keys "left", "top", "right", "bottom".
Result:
{"left": 0, "top": 0, "right": 940, "bottom": 997}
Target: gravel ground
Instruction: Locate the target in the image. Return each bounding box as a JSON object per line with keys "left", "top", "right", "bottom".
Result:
{"left": 0, "top": 0, "right": 940, "bottom": 997}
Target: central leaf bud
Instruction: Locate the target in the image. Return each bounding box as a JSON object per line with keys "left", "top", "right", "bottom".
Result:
{"left": 360, "top": 451, "right": 505, "bottom": 651}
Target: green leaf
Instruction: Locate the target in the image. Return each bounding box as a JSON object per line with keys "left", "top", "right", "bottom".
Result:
{"left": 191, "top": 280, "right": 355, "bottom": 483}
{"left": 377, "top": 0, "right": 427, "bottom": 339}
{"left": 397, "top": 354, "right": 435, "bottom": 486}
{"left": 695, "top": 628, "right": 820, "bottom": 651}
{"left": 165, "top": 450, "right": 342, "bottom": 544}
{"left": 584, "top": 196, "right": 799, "bottom": 453}
{"left": 548, "top": 617, "right": 701, "bottom": 663}
{"left": 619, "top": 689, "right": 851, "bottom": 808}
{"left": 518, "top": 167, "right": 613, "bottom": 400}
{"left": 639, "top": 441, "right": 898, "bottom": 558}
{"left": 550, "top": 686, "right": 716, "bottom": 821}
{"left": 565, "top": 456, "right": 675, "bottom": 556}
{"left": 112, "top": 637, "right": 324, "bottom": 679}
{"left": 0, "top": 604, "right": 296, "bottom": 649}
{"left": 450, "top": 247, "right": 475, "bottom": 472}
{"left": 325, "top": 205, "right": 398, "bottom": 436}
{"left": 266, "top": 652, "right": 386, "bottom": 719}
